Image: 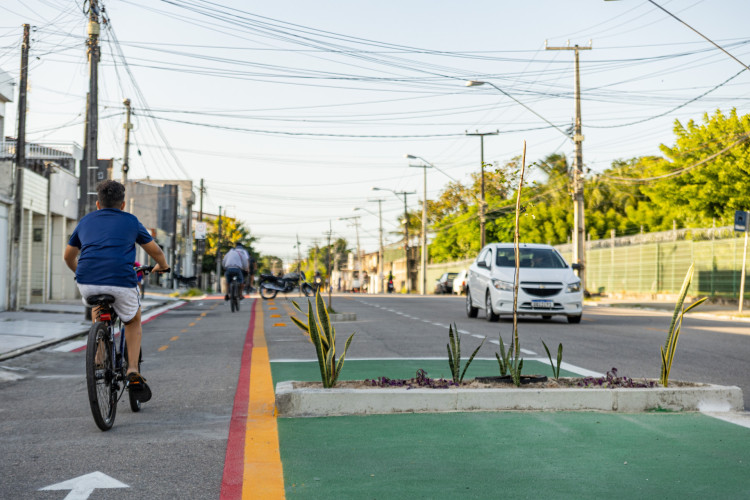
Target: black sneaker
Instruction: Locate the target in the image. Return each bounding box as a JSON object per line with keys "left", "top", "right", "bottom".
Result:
{"left": 126, "top": 372, "right": 152, "bottom": 403}
{"left": 224, "top": 294, "right": 229, "bottom": 301}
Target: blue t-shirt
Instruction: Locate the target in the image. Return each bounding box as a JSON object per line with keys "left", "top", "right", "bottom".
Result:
{"left": 68, "top": 208, "right": 153, "bottom": 287}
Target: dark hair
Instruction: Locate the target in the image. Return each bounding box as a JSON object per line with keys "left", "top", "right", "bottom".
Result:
{"left": 97, "top": 180, "right": 126, "bottom": 208}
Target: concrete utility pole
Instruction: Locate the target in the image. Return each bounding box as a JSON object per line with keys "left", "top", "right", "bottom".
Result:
{"left": 325, "top": 222, "right": 333, "bottom": 309}
{"left": 216, "top": 206, "right": 222, "bottom": 293}
{"left": 121, "top": 98, "right": 132, "bottom": 184}
{"left": 9, "top": 23, "right": 30, "bottom": 311}
{"left": 368, "top": 198, "right": 385, "bottom": 293}
{"left": 398, "top": 192, "right": 415, "bottom": 293}
{"left": 408, "top": 163, "right": 432, "bottom": 295}
{"left": 546, "top": 40, "right": 592, "bottom": 288}
{"left": 465, "top": 131, "right": 498, "bottom": 248}
{"left": 80, "top": 0, "right": 101, "bottom": 218}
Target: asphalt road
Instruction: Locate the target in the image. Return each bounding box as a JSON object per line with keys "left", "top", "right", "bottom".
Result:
{"left": 1, "top": 294, "right": 748, "bottom": 498}
{"left": 0, "top": 298, "right": 252, "bottom": 499}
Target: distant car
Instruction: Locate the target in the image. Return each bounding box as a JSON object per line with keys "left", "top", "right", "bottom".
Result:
{"left": 452, "top": 268, "right": 469, "bottom": 295}
{"left": 434, "top": 272, "right": 458, "bottom": 294}
{"left": 466, "top": 243, "right": 583, "bottom": 323}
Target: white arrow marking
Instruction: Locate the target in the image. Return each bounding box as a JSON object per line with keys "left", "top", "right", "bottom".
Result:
{"left": 40, "top": 471, "right": 129, "bottom": 500}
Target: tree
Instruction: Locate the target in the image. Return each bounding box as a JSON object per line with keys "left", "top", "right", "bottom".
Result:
{"left": 201, "top": 216, "right": 257, "bottom": 273}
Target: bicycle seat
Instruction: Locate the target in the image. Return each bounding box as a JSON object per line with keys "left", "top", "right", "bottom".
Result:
{"left": 86, "top": 294, "right": 116, "bottom": 306}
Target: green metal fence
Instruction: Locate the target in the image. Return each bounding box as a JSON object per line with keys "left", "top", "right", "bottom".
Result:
{"left": 556, "top": 227, "right": 749, "bottom": 298}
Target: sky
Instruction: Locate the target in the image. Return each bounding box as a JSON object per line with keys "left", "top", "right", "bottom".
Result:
{"left": 1, "top": 0, "right": 749, "bottom": 262}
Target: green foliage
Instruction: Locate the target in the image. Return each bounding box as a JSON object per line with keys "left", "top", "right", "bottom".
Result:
{"left": 201, "top": 216, "right": 258, "bottom": 273}
{"left": 290, "top": 290, "right": 355, "bottom": 388}
{"left": 446, "top": 324, "right": 485, "bottom": 384}
{"left": 659, "top": 263, "right": 708, "bottom": 387}
{"left": 496, "top": 335, "right": 524, "bottom": 387}
{"left": 428, "top": 109, "right": 750, "bottom": 261}
{"left": 495, "top": 335, "right": 511, "bottom": 376}
{"left": 542, "top": 340, "right": 563, "bottom": 381}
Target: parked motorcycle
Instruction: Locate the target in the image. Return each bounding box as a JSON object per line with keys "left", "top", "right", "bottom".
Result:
{"left": 258, "top": 272, "right": 314, "bottom": 300}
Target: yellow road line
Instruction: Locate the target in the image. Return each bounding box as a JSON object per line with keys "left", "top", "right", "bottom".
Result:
{"left": 270, "top": 314, "right": 281, "bottom": 318}
{"left": 243, "top": 300, "right": 285, "bottom": 498}
{"left": 158, "top": 345, "right": 169, "bottom": 352}
{"left": 189, "top": 322, "right": 196, "bottom": 327}
{"left": 180, "top": 329, "right": 188, "bottom": 333}
{"left": 170, "top": 336, "right": 179, "bottom": 341}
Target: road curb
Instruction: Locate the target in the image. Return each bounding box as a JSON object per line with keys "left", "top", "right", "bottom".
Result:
{"left": 275, "top": 381, "right": 744, "bottom": 417}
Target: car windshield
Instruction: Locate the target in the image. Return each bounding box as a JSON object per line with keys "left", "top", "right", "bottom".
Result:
{"left": 495, "top": 248, "right": 567, "bottom": 269}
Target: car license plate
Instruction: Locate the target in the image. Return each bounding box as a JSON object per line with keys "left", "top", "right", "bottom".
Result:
{"left": 532, "top": 300, "right": 554, "bottom": 309}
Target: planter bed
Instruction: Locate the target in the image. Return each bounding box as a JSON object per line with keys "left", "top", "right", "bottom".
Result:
{"left": 275, "top": 378, "right": 743, "bottom": 417}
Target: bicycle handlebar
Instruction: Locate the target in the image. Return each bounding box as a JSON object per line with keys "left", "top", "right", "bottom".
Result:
{"left": 134, "top": 265, "right": 171, "bottom": 275}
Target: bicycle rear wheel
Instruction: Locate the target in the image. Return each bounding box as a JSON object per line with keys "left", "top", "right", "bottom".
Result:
{"left": 230, "top": 282, "right": 239, "bottom": 312}
{"left": 86, "top": 322, "right": 117, "bottom": 431}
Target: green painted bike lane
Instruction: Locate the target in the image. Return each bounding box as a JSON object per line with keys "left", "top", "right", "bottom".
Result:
{"left": 272, "top": 360, "right": 750, "bottom": 499}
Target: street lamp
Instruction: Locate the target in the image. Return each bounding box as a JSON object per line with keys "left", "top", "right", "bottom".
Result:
{"left": 372, "top": 186, "right": 416, "bottom": 293}
{"left": 406, "top": 154, "right": 433, "bottom": 295}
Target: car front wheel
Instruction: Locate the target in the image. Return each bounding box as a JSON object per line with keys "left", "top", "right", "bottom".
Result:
{"left": 567, "top": 314, "right": 582, "bottom": 324}
{"left": 485, "top": 292, "right": 499, "bottom": 322}
{"left": 466, "top": 288, "right": 478, "bottom": 318}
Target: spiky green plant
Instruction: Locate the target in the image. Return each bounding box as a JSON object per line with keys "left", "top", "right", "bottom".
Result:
{"left": 495, "top": 335, "right": 511, "bottom": 376}
{"left": 542, "top": 340, "right": 563, "bottom": 381}
{"left": 291, "top": 290, "right": 355, "bottom": 388}
{"left": 447, "top": 324, "right": 485, "bottom": 384}
{"left": 496, "top": 335, "right": 524, "bottom": 386}
{"left": 659, "top": 263, "right": 707, "bottom": 387}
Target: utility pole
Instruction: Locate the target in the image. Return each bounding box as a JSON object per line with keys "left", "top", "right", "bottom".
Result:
{"left": 325, "top": 222, "right": 333, "bottom": 309}
{"left": 546, "top": 40, "right": 592, "bottom": 288}
{"left": 216, "top": 206, "right": 222, "bottom": 293}
{"left": 121, "top": 98, "right": 132, "bottom": 184}
{"left": 80, "top": 0, "right": 101, "bottom": 217}
{"left": 466, "top": 131, "right": 498, "bottom": 249}
{"left": 368, "top": 198, "right": 385, "bottom": 293}
{"left": 397, "top": 191, "right": 416, "bottom": 293}
{"left": 408, "top": 164, "right": 433, "bottom": 295}
{"left": 9, "top": 24, "right": 30, "bottom": 311}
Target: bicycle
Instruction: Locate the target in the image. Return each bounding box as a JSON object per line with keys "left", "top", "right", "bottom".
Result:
{"left": 229, "top": 274, "right": 241, "bottom": 312}
{"left": 85, "top": 265, "right": 167, "bottom": 431}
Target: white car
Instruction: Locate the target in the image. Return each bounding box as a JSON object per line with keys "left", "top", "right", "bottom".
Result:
{"left": 452, "top": 268, "right": 469, "bottom": 295}
{"left": 466, "top": 243, "right": 583, "bottom": 323}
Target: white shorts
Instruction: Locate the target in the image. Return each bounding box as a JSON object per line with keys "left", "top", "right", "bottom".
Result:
{"left": 78, "top": 284, "right": 141, "bottom": 323}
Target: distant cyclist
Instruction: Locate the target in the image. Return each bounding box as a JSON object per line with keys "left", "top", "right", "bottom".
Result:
{"left": 223, "top": 242, "right": 249, "bottom": 301}
{"left": 64, "top": 180, "right": 169, "bottom": 402}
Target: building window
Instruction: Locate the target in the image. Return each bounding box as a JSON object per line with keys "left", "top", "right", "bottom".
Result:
{"left": 33, "top": 228, "right": 43, "bottom": 242}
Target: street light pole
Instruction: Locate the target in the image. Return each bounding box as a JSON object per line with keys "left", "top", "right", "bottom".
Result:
{"left": 465, "top": 131, "right": 498, "bottom": 248}
{"left": 373, "top": 187, "right": 416, "bottom": 293}
{"left": 358, "top": 202, "right": 385, "bottom": 293}
{"left": 406, "top": 155, "right": 434, "bottom": 295}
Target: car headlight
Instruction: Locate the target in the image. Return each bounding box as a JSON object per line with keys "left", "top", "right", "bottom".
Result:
{"left": 566, "top": 281, "right": 581, "bottom": 293}
{"left": 492, "top": 279, "right": 514, "bottom": 291}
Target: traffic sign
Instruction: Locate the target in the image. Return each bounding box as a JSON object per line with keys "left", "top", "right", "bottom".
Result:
{"left": 195, "top": 221, "right": 207, "bottom": 240}
{"left": 734, "top": 210, "right": 748, "bottom": 232}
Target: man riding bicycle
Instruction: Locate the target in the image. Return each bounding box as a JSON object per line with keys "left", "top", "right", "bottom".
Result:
{"left": 223, "top": 242, "right": 249, "bottom": 301}
{"left": 64, "top": 180, "right": 169, "bottom": 402}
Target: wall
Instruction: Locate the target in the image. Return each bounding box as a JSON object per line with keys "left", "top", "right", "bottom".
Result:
{"left": 0, "top": 204, "right": 8, "bottom": 310}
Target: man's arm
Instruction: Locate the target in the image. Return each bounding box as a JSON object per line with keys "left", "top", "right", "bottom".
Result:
{"left": 63, "top": 245, "right": 79, "bottom": 273}
{"left": 140, "top": 240, "right": 170, "bottom": 272}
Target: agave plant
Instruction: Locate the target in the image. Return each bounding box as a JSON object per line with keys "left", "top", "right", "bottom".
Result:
{"left": 291, "top": 290, "right": 355, "bottom": 388}
{"left": 542, "top": 340, "right": 563, "bottom": 381}
{"left": 660, "top": 263, "right": 707, "bottom": 387}
{"left": 447, "top": 324, "right": 485, "bottom": 384}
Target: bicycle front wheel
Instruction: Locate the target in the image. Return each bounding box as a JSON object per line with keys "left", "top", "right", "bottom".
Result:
{"left": 230, "top": 282, "right": 239, "bottom": 312}
{"left": 86, "top": 322, "right": 117, "bottom": 431}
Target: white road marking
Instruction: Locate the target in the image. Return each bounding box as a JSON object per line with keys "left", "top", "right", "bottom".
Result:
{"left": 39, "top": 471, "right": 129, "bottom": 499}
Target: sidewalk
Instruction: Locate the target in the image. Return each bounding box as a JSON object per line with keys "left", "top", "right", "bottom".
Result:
{"left": 585, "top": 296, "right": 750, "bottom": 322}
{"left": 0, "top": 292, "right": 182, "bottom": 361}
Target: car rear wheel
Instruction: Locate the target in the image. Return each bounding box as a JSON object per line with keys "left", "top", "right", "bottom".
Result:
{"left": 485, "top": 292, "right": 499, "bottom": 322}
{"left": 465, "top": 288, "right": 478, "bottom": 318}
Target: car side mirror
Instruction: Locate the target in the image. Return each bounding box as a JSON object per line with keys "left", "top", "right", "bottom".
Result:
{"left": 477, "top": 261, "right": 488, "bottom": 269}
{"left": 571, "top": 263, "right": 582, "bottom": 271}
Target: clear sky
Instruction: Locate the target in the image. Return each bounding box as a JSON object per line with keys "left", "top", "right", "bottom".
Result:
{"left": 1, "top": 0, "right": 749, "bottom": 262}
